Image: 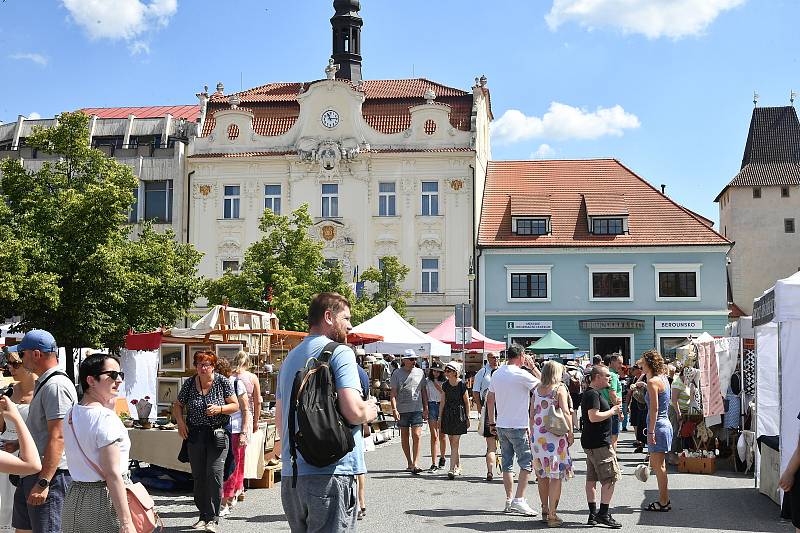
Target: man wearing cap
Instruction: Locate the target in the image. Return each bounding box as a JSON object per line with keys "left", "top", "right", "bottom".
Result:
{"left": 390, "top": 349, "right": 428, "bottom": 474}
{"left": 10, "top": 329, "right": 77, "bottom": 533}
{"left": 473, "top": 352, "right": 500, "bottom": 481}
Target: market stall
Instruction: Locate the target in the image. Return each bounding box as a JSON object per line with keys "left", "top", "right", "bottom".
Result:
{"left": 427, "top": 314, "right": 504, "bottom": 373}
{"left": 528, "top": 330, "right": 578, "bottom": 359}
{"left": 351, "top": 306, "right": 451, "bottom": 358}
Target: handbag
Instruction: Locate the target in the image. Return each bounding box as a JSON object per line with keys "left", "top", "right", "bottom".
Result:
{"left": 67, "top": 410, "right": 162, "bottom": 533}
{"left": 543, "top": 385, "right": 571, "bottom": 436}
{"left": 476, "top": 403, "right": 486, "bottom": 435}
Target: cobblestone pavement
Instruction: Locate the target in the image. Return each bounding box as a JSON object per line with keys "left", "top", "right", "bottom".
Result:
{"left": 153, "top": 427, "right": 786, "bottom": 532}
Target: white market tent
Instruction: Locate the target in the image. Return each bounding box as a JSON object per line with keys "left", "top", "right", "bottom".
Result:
{"left": 351, "top": 306, "right": 451, "bottom": 358}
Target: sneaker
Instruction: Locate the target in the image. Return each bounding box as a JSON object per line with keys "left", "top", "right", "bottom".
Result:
{"left": 428, "top": 464, "right": 438, "bottom": 472}
{"left": 447, "top": 470, "right": 455, "bottom": 480}
{"left": 509, "top": 498, "right": 538, "bottom": 516}
{"left": 192, "top": 520, "right": 207, "bottom": 530}
{"left": 237, "top": 492, "right": 245, "bottom": 502}
{"left": 587, "top": 513, "right": 597, "bottom": 526}
{"left": 504, "top": 499, "right": 513, "bottom": 513}
{"left": 454, "top": 466, "right": 462, "bottom": 477}
{"left": 205, "top": 522, "right": 218, "bottom": 533}
{"left": 595, "top": 514, "right": 621, "bottom": 529}
{"left": 438, "top": 457, "right": 446, "bottom": 467}
{"left": 219, "top": 505, "right": 230, "bottom": 518}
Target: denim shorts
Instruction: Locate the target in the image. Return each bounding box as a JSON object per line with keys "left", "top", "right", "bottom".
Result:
{"left": 399, "top": 411, "right": 424, "bottom": 428}
{"left": 427, "top": 402, "right": 440, "bottom": 422}
{"left": 647, "top": 419, "right": 673, "bottom": 453}
{"left": 611, "top": 415, "right": 620, "bottom": 435}
{"left": 496, "top": 427, "right": 533, "bottom": 473}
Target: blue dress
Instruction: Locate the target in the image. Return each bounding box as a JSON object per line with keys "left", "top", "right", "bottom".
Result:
{"left": 644, "top": 375, "right": 673, "bottom": 453}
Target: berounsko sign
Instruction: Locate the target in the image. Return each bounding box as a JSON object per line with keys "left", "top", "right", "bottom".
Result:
{"left": 506, "top": 321, "right": 553, "bottom": 330}
{"left": 655, "top": 320, "right": 703, "bottom": 329}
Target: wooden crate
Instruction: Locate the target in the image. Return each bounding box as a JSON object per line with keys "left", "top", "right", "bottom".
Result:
{"left": 678, "top": 456, "right": 716, "bottom": 474}
{"left": 249, "top": 462, "right": 282, "bottom": 489}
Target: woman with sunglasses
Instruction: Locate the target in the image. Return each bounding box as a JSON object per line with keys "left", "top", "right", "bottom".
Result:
{"left": 0, "top": 351, "right": 37, "bottom": 529}
{"left": 62, "top": 353, "right": 134, "bottom": 533}
{"left": 174, "top": 350, "right": 238, "bottom": 532}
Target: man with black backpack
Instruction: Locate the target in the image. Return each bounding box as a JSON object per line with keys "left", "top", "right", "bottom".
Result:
{"left": 276, "top": 293, "right": 378, "bottom": 532}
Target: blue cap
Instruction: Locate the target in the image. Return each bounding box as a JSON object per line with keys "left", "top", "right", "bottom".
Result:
{"left": 8, "top": 329, "right": 58, "bottom": 353}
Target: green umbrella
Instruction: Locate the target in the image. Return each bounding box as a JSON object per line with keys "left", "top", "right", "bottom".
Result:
{"left": 528, "top": 330, "right": 577, "bottom": 352}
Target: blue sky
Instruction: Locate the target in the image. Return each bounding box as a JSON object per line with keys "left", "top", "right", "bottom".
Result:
{"left": 2, "top": 0, "right": 799, "bottom": 223}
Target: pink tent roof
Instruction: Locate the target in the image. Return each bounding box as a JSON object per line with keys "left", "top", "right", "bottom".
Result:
{"left": 427, "top": 315, "right": 505, "bottom": 351}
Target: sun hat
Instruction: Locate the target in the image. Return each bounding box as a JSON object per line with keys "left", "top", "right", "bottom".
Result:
{"left": 445, "top": 361, "right": 462, "bottom": 374}
{"left": 8, "top": 329, "right": 58, "bottom": 353}
{"left": 402, "top": 349, "right": 417, "bottom": 359}
{"left": 634, "top": 463, "right": 650, "bottom": 482}
{"left": 430, "top": 361, "right": 444, "bottom": 371}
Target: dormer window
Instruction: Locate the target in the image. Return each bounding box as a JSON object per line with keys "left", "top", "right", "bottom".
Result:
{"left": 513, "top": 217, "right": 550, "bottom": 235}
{"left": 591, "top": 217, "right": 626, "bottom": 235}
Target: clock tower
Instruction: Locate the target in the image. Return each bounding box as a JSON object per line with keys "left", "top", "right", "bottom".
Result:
{"left": 331, "top": 0, "right": 363, "bottom": 83}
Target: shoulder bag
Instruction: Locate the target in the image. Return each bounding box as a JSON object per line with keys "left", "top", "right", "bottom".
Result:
{"left": 67, "top": 410, "right": 162, "bottom": 533}
{"left": 543, "top": 385, "right": 571, "bottom": 436}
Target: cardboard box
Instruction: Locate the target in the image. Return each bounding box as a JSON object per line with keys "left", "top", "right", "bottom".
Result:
{"left": 678, "top": 456, "right": 716, "bottom": 474}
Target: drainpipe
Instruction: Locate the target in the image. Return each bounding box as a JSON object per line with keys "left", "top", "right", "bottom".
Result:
{"left": 186, "top": 170, "right": 194, "bottom": 245}
{"left": 469, "top": 164, "right": 477, "bottom": 327}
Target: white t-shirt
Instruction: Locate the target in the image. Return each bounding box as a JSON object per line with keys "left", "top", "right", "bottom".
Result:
{"left": 228, "top": 377, "right": 248, "bottom": 434}
{"left": 425, "top": 379, "right": 441, "bottom": 402}
{"left": 473, "top": 365, "right": 496, "bottom": 401}
{"left": 488, "top": 364, "right": 539, "bottom": 429}
{"left": 63, "top": 405, "right": 130, "bottom": 482}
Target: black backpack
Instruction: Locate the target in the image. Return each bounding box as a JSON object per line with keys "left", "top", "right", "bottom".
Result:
{"left": 288, "top": 342, "right": 355, "bottom": 487}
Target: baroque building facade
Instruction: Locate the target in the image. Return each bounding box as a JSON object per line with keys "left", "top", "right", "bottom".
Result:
{"left": 187, "top": 1, "right": 491, "bottom": 330}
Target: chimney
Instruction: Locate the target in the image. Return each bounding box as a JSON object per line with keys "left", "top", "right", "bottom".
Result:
{"left": 660, "top": 184, "right": 666, "bottom": 195}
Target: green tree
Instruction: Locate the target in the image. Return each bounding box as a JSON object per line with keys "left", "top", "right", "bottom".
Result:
{"left": 356, "top": 256, "right": 412, "bottom": 320}
{"left": 205, "top": 204, "right": 355, "bottom": 331}
{"left": 0, "top": 111, "right": 204, "bottom": 379}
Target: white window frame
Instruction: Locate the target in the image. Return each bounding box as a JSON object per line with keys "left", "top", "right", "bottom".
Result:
{"left": 143, "top": 179, "right": 173, "bottom": 223}
{"left": 221, "top": 259, "right": 240, "bottom": 273}
{"left": 223, "top": 184, "right": 241, "bottom": 220}
{"left": 421, "top": 257, "right": 440, "bottom": 293}
{"left": 264, "top": 184, "right": 281, "bottom": 215}
{"left": 505, "top": 264, "right": 552, "bottom": 303}
{"left": 322, "top": 183, "right": 339, "bottom": 218}
{"left": 421, "top": 181, "right": 439, "bottom": 216}
{"left": 378, "top": 182, "right": 396, "bottom": 216}
{"left": 587, "top": 264, "right": 635, "bottom": 302}
{"left": 589, "top": 333, "right": 635, "bottom": 366}
{"left": 653, "top": 263, "right": 702, "bottom": 302}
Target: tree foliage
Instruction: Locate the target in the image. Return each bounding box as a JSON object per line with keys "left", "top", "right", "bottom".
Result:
{"left": 353, "top": 256, "right": 413, "bottom": 323}
{"left": 0, "top": 111, "right": 204, "bottom": 374}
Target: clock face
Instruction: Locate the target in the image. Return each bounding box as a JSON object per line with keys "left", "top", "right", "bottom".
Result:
{"left": 321, "top": 109, "right": 340, "bottom": 129}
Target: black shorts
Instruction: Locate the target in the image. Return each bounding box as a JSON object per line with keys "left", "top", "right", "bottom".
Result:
{"left": 790, "top": 469, "right": 800, "bottom": 528}
{"left": 482, "top": 406, "right": 495, "bottom": 438}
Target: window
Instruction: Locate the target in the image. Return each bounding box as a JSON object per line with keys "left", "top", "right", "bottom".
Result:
{"left": 322, "top": 184, "right": 338, "bottom": 218}
{"left": 264, "top": 184, "right": 281, "bottom": 215}
{"left": 222, "top": 260, "right": 240, "bottom": 273}
{"left": 421, "top": 181, "right": 439, "bottom": 216}
{"left": 143, "top": 180, "right": 173, "bottom": 223}
{"left": 515, "top": 218, "right": 548, "bottom": 235}
{"left": 421, "top": 258, "right": 439, "bottom": 293}
{"left": 654, "top": 264, "right": 702, "bottom": 301}
{"left": 223, "top": 185, "right": 240, "bottom": 219}
{"left": 128, "top": 186, "right": 139, "bottom": 224}
{"left": 506, "top": 265, "right": 552, "bottom": 302}
{"left": 591, "top": 218, "right": 624, "bottom": 235}
{"left": 592, "top": 273, "right": 630, "bottom": 298}
{"left": 324, "top": 258, "right": 340, "bottom": 268}
{"left": 753, "top": 187, "right": 761, "bottom": 198}
{"left": 782, "top": 187, "right": 791, "bottom": 198}
{"left": 786, "top": 218, "right": 796, "bottom": 233}
{"left": 378, "top": 182, "right": 396, "bottom": 216}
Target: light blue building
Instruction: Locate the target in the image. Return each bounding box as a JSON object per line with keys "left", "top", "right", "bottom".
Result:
{"left": 477, "top": 159, "right": 731, "bottom": 364}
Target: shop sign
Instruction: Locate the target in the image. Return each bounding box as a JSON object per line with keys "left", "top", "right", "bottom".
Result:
{"left": 752, "top": 289, "right": 775, "bottom": 326}
{"left": 579, "top": 318, "right": 645, "bottom": 330}
{"left": 506, "top": 320, "right": 552, "bottom": 330}
{"left": 655, "top": 320, "right": 703, "bottom": 330}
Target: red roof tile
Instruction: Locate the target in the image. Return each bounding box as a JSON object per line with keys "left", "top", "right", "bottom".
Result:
{"left": 510, "top": 195, "right": 552, "bottom": 216}
{"left": 80, "top": 105, "right": 200, "bottom": 121}
{"left": 202, "top": 78, "right": 476, "bottom": 137}
{"left": 582, "top": 193, "right": 629, "bottom": 216}
{"left": 479, "top": 160, "right": 730, "bottom": 248}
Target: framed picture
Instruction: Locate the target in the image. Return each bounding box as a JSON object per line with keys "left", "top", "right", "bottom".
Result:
{"left": 216, "top": 343, "right": 243, "bottom": 363}
{"left": 251, "top": 315, "right": 261, "bottom": 330}
{"left": 157, "top": 403, "right": 172, "bottom": 418}
{"left": 250, "top": 334, "right": 262, "bottom": 356}
{"left": 159, "top": 344, "right": 185, "bottom": 373}
{"left": 157, "top": 377, "right": 181, "bottom": 405}
{"left": 188, "top": 345, "right": 211, "bottom": 368}
{"left": 228, "top": 311, "right": 240, "bottom": 329}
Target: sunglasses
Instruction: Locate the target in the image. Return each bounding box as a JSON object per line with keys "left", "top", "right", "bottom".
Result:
{"left": 95, "top": 370, "right": 124, "bottom": 381}
{"left": 7, "top": 361, "right": 22, "bottom": 368}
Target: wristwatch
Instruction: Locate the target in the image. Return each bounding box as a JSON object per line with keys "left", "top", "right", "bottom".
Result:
{"left": 37, "top": 478, "right": 50, "bottom": 489}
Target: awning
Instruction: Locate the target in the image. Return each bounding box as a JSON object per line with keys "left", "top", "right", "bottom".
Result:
{"left": 528, "top": 330, "right": 577, "bottom": 352}
{"left": 427, "top": 314, "right": 505, "bottom": 351}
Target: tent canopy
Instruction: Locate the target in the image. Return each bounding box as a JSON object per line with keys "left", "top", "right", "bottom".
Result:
{"left": 352, "top": 306, "right": 451, "bottom": 357}
{"left": 776, "top": 271, "right": 800, "bottom": 323}
{"left": 528, "top": 330, "right": 577, "bottom": 352}
{"left": 427, "top": 314, "right": 505, "bottom": 351}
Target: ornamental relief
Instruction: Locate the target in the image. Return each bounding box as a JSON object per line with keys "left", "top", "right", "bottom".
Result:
{"left": 217, "top": 237, "right": 241, "bottom": 256}
{"left": 311, "top": 220, "right": 353, "bottom": 250}
{"left": 418, "top": 234, "right": 442, "bottom": 256}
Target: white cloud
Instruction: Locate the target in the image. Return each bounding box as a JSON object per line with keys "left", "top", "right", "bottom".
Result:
{"left": 532, "top": 144, "right": 556, "bottom": 158}
{"left": 545, "top": 0, "right": 745, "bottom": 39}
{"left": 27, "top": 112, "right": 42, "bottom": 119}
{"left": 129, "top": 41, "right": 150, "bottom": 55}
{"left": 62, "top": 0, "right": 177, "bottom": 50}
{"left": 491, "top": 102, "right": 641, "bottom": 145}
{"left": 10, "top": 53, "right": 48, "bottom": 66}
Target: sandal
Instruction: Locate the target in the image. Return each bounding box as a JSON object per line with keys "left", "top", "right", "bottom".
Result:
{"left": 547, "top": 514, "right": 564, "bottom": 527}
{"left": 541, "top": 508, "right": 549, "bottom": 523}
{"left": 486, "top": 472, "right": 493, "bottom": 481}
{"left": 357, "top": 508, "right": 366, "bottom": 520}
{"left": 646, "top": 500, "right": 671, "bottom": 512}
